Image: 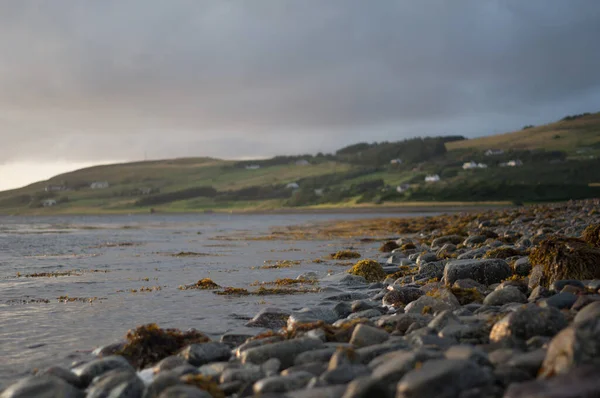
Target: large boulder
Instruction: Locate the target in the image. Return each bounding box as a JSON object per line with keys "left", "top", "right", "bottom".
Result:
{"left": 443, "top": 259, "right": 511, "bottom": 286}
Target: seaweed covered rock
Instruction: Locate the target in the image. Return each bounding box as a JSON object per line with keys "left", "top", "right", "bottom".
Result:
{"left": 529, "top": 237, "right": 600, "bottom": 288}
{"left": 245, "top": 307, "right": 291, "bottom": 329}
{"left": 331, "top": 250, "right": 361, "bottom": 260}
{"left": 379, "top": 241, "right": 400, "bottom": 252}
{"left": 582, "top": 223, "right": 600, "bottom": 247}
{"left": 179, "top": 278, "right": 221, "bottom": 290}
{"left": 116, "top": 324, "right": 210, "bottom": 369}
{"left": 348, "top": 260, "right": 387, "bottom": 283}
{"left": 443, "top": 259, "right": 511, "bottom": 287}
{"left": 483, "top": 247, "right": 526, "bottom": 259}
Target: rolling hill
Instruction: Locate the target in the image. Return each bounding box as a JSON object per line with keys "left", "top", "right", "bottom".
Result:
{"left": 1, "top": 111, "right": 599, "bottom": 215}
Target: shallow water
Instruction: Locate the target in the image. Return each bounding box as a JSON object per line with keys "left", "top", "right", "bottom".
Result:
{"left": 0, "top": 212, "right": 435, "bottom": 383}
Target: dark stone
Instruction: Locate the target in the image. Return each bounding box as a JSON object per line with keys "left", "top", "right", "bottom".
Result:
{"left": 382, "top": 287, "right": 424, "bottom": 308}
{"left": 281, "top": 362, "right": 328, "bottom": 377}
{"left": 375, "top": 313, "right": 431, "bottom": 334}
{"left": 179, "top": 342, "right": 231, "bottom": 366}
{"left": 443, "top": 259, "right": 512, "bottom": 286}
{"left": 551, "top": 280, "right": 585, "bottom": 293}
{"left": 320, "top": 364, "right": 370, "bottom": 385}
{"left": 245, "top": 307, "right": 290, "bottom": 328}
{"left": 341, "top": 375, "right": 394, "bottom": 398}
{"left": 513, "top": 257, "right": 532, "bottom": 276}
{"left": 347, "top": 309, "right": 383, "bottom": 320}
{"left": 574, "top": 300, "right": 600, "bottom": 323}
{"left": 87, "top": 370, "right": 144, "bottom": 398}
{"left": 40, "top": 366, "right": 83, "bottom": 389}
{"left": 444, "top": 345, "right": 491, "bottom": 367}
{"left": 333, "top": 302, "right": 353, "bottom": 319}
{"left": 354, "top": 341, "right": 409, "bottom": 365}
{"left": 219, "top": 333, "right": 252, "bottom": 348}
{"left": 370, "top": 349, "right": 441, "bottom": 385}
{"left": 538, "top": 292, "right": 578, "bottom": 309}
{"left": 240, "top": 337, "right": 323, "bottom": 368}
{"left": 157, "top": 385, "right": 212, "bottom": 398}
{"left": 287, "top": 308, "right": 340, "bottom": 327}
{"left": 504, "top": 364, "right": 600, "bottom": 398}
{"left": 153, "top": 356, "right": 188, "bottom": 373}
{"left": 396, "top": 359, "right": 492, "bottom": 398}
{"left": 0, "top": 375, "right": 84, "bottom": 398}
{"left": 504, "top": 349, "right": 546, "bottom": 377}
{"left": 493, "top": 366, "right": 534, "bottom": 389}
{"left": 483, "top": 286, "right": 527, "bottom": 306}
{"left": 294, "top": 348, "right": 337, "bottom": 365}
{"left": 144, "top": 372, "right": 183, "bottom": 398}
{"left": 71, "top": 356, "right": 134, "bottom": 387}
{"left": 252, "top": 371, "right": 314, "bottom": 394}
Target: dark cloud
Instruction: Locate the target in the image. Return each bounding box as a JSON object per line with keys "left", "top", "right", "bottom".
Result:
{"left": 0, "top": 0, "right": 599, "bottom": 163}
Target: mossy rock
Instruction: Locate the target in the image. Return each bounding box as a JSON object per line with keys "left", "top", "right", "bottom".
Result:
{"left": 348, "top": 259, "right": 387, "bottom": 282}
{"left": 582, "top": 224, "right": 600, "bottom": 247}
{"left": 450, "top": 287, "right": 484, "bottom": 305}
{"left": 117, "top": 323, "right": 210, "bottom": 369}
{"left": 379, "top": 241, "right": 400, "bottom": 252}
{"left": 529, "top": 236, "right": 600, "bottom": 288}
{"left": 484, "top": 247, "right": 526, "bottom": 259}
{"left": 331, "top": 250, "right": 361, "bottom": 260}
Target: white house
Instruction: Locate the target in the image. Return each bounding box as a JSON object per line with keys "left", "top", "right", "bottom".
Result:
{"left": 45, "top": 185, "right": 66, "bottom": 192}
{"left": 485, "top": 149, "right": 504, "bottom": 156}
{"left": 462, "top": 161, "right": 488, "bottom": 170}
{"left": 245, "top": 165, "right": 261, "bottom": 170}
{"left": 42, "top": 199, "right": 57, "bottom": 207}
{"left": 295, "top": 160, "right": 310, "bottom": 166}
{"left": 396, "top": 184, "right": 410, "bottom": 193}
{"left": 501, "top": 160, "right": 523, "bottom": 167}
{"left": 286, "top": 182, "right": 300, "bottom": 189}
{"left": 90, "top": 181, "right": 110, "bottom": 189}
{"left": 390, "top": 158, "right": 403, "bottom": 165}
{"left": 425, "top": 174, "right": 441, "bottom": 182}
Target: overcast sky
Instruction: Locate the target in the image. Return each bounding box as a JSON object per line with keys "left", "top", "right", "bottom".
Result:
{"left": 1, "top": 0, "right": 600, "bottom": 190}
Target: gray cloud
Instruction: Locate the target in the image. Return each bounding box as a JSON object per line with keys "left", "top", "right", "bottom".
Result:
{"left": 1, "top": 0, "right": 599, "bottom": 163}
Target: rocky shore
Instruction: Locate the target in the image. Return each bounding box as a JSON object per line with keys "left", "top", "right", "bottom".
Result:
{"left": 2, "top": 199, "right": 600, "bottom": 398}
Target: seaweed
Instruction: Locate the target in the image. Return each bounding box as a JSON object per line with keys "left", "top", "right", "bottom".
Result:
{"left": 179, "top": 278, "right": 221, "bottom": 290}
{"left": 213, "top": 287, "right": 250, "bottom": 296}
{"left": 348, "top": 259, "right": 387, "bottom": 282}
{"left": 450, "top": 287, "right": 483, "bottom": 305}
{"left": 401, "top": 243, "right": 417, "bottom": 251}
{"left": 582, "top": 223, "right": 600, "bottom": 247}
{"left": 330, "top": 250, "right": 361, "bottom": 260}
{"left": 116, "top": 323, "right": 210, "bottom": 369}
{"left": 529, "top": 236, "right": 600, "bottom": 287}
{"left": 251, "top": 278, "right": 318, "bottom": 286}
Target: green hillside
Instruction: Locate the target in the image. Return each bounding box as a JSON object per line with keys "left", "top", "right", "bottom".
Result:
{"left": 1, "top": 111, "right": 599, "bottom": 214}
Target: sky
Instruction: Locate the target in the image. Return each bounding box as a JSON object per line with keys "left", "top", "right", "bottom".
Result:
{"left": 1, "top": 1, "right": 600, "bottom": 191}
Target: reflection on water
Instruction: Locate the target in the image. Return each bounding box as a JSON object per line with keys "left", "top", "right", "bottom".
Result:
{"left": 0, "top": 211, "right": 434, "bottom": 383}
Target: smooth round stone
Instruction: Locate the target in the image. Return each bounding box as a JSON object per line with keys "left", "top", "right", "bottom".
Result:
{"left": 0, "top": 375, "right": 84, "bottom": 398}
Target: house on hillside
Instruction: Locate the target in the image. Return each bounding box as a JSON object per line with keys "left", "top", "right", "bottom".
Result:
{"left": 90, "top": 181, "right": 110, "bottom": 189}
{"left": 390, "top": 158, "right": 403, "bottom": 165}
{"left": 500, "top": 160, "right": 523, "bottom": 167}
{"left": 425, "top": 174, "right": 441, "bottom": 182}
{"left": 295, "top": 159, "right": 310, "bottom": 166}
{"left": 245, "top": 165, "right": 261, "bottom": 170}
{"left": 42, "top": 199, "right": 57, "bottom": 207}
{"left": 462, "top": 161, "right": 488, "bottom": 170}
{"left": 485, "top": 149, "right": 504, "bottom": 156}
{"left": 286, "top": 182, "right": 300, "bottom": 189}
{"left": 396, "top": 184, "right": 410, "bottom": 193}
{"left": 45, "top": 185, "right": 66, "bottom": 192}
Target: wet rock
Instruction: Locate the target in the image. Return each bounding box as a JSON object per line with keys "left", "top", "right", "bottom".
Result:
{"left": 540, "top": 317, "right": 600, "bottom": 377}
{"left": 294, "top": 347, "right": 337, "bottom": 365}
{"left": 0, "top": 375, "right": 84, "bottom": 398}
{"left": 241, "top": 337, "right": 323, "bottom": 368}
{"left": 347, "top": 309, "right": 382, "bottom": 320}
{"left": 87, "top": 370, "right": 144, "bottom": 398}
{"left": 513, "top": 257, "right": 532, "bottom": 276}
{"left": 483, "top": 286, "right": 528, "bottom": 306}
{"left": 40, "top": 366, "right": 83, "bottom": 389}
{"left": 253, "top": 371, "right": 314, "bottom": 394}
{"left": 396, "top": 359, "right": 492, "bottom": 398}
{"left": 350, "top": 300, "right": 376, "bottom": 313}
{"left": 504, "top": 364, "right": 600, "bottom": 398}
{"left": 489, "top": 304, "right": 568, "bottom": 347}
{"left": 281, "top": 362, "right": 328, "bottom": 377}
{"left": 333, "top": 302, "right": 353, "bottom": 319}
{"left": 538, "top": 292, "right": 578, "bottom": 309}
{"left": 443, "top": 259, "right": 511, "bottom": 286}
{"left": 297, "top": 272, "right": 319, "bottom": 281}
{"left": 92, "top": 341, "right": 126, "bottom": 357}
{"left": 438, "top": 323, "right": 490, "bottom": 345}
{"left": 574, "top": 300, "right": 600, "bottom": 323}
{"left": 349, "top": 324, "right": 390, "bottom": 347}
{"left": 444, "top": 345, "right": 491, "bottom": 367}
{"left": 72, "top": 355, "right": 134, "bottom": 387}
{"left": 341, "top": 375, "right": 394, "bottom": 398}
{"left": 382, "top": 287, "right": 424, "bottom": 308}
{"left": 157, "top": 385, "right": 212, "bottom": 398}
{"left": 320, "top": 364, "right": 370, "bottom": 385}
{"left": 404, "top": 295, "right": 454, "bottom": 315}
{"left": 245, "top": 307, "right": 291, "bottom": 328}
{"left": 179, "top": 342, "right": 231, "bottom": 367}
{"left": 287, "top": 308, "right": 339, "bottom": 327}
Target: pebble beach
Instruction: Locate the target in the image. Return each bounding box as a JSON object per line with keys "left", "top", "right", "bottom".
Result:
{"left": 2, "top": 199, "right": 600, "bottom": 398}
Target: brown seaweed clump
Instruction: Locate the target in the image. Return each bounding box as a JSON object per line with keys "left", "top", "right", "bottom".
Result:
{"left": 379, "top": 241, "right": 400, "bottom": 252}
{"left": 450, "top": 287, "right": 483, "bottom": 305}
{"left": 330, "top": 250, "right": 361, "bottom": 260}
{"left": 252, "top": 278, "right": 318, "bottom": 286}
{"left": 117, "top": 323, "right": 210, "bottom": 369}
{"left": 179, "top": 278, "right": 221, "bottom": 290}
{"left": 348, "top": 259, "right": 387, "bottom": 282}
{"left": 181, "top": 374, "right": 225, "bottom": 398}
{"left": 401, "top": 243, "right": 417, "bottom": 251}
{"left": 582, "top": 223, "right": 600, "bottom": 247}
{"left": 529, "top": 236, "right": 600, "bottom": 288}
{"left": 213, "top": 287, "right": 250, "bottom": 296}
{"left": 484, "top": 247, "right": 526, "bottom": 259}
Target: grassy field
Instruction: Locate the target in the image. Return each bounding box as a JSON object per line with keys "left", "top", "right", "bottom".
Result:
{"left": 446, "top": 112, "right": 600, "bottom": 156}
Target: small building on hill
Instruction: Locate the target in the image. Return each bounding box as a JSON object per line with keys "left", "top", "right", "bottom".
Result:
{"left": 45, "top": 185, "right": 66, "bottom": 192}
{"left": 90, "top": 181, "right": 110, "bottom": 189}
{"left": 286, "top": 182, "right": 300, "bottom": 189}
{"left": 485, "top": 149, "right": 504, "bottom": 156}
{"left": 462, "top": 161, "right": 488, "bottom": 170}
{"left": 390, "top": 158, "right": 403, "bottom": 165}
{"left": 396, "top": 184, "right": 410, "bottom": 193}
{"left": 42, "top": 199, "right": 57, "bottom": 207}
{"left": 500, "top": 160, "right": 523, "bottom": 167}
{"left": 425, "top": 174, "right": 441, "bottom": 182}
{"left": 295, "top": 160, "right": 310, "bottom": 166}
